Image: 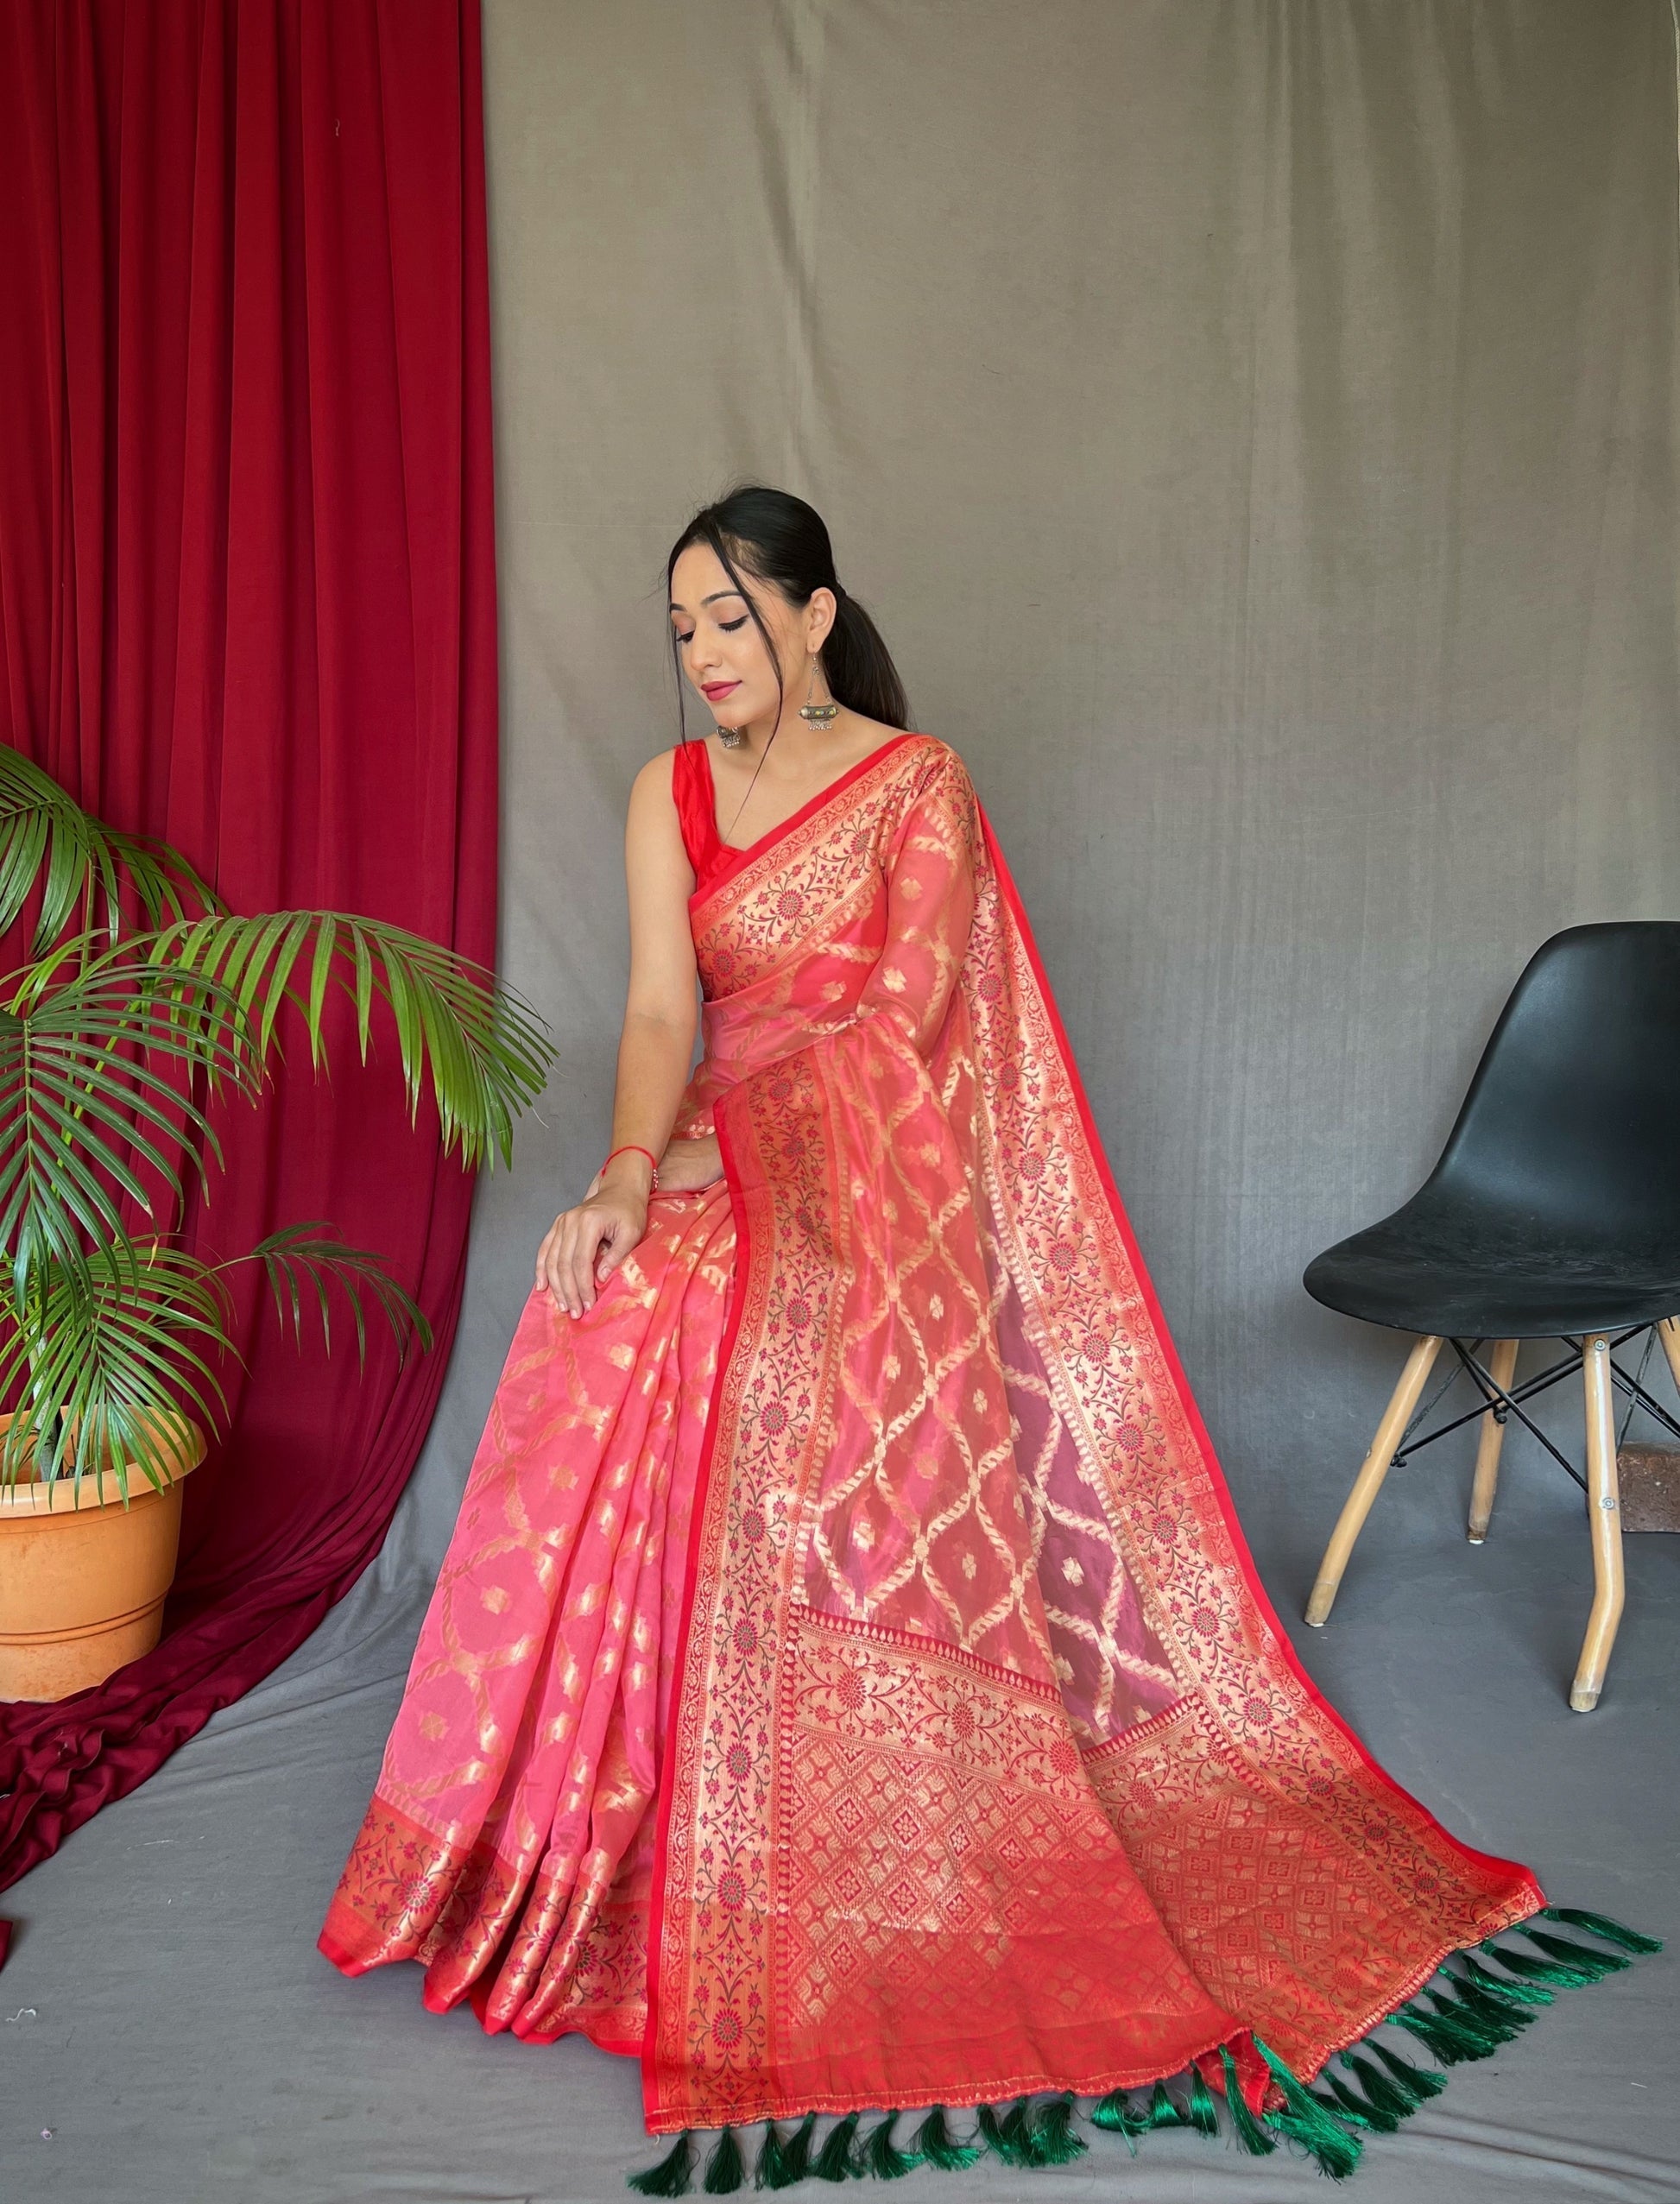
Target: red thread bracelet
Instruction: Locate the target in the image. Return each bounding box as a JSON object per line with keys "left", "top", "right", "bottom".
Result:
{"left": 600, "top": 1142, "right": 660, "bottom": 1190}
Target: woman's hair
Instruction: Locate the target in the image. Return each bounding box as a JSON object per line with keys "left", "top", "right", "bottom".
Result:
{"left": 665, "top": 483, "right": 910, "bottom": 736}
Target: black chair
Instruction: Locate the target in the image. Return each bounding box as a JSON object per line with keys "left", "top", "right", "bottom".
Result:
{"left": 1302, "top": 921, "right": 1680, "bottom": 1711}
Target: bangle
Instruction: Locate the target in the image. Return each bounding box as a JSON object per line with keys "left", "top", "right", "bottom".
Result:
{"left": 601, "top": 1142, "right": 660, "bottom": 1190}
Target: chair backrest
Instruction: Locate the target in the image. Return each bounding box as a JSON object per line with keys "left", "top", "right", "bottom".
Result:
{"left": 1426, "top": 922, "right": 1680, "bottom": 1246}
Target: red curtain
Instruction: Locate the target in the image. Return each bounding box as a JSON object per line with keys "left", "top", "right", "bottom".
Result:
{"left": 0, "top": 0, "right": 498, "bottom": 1944}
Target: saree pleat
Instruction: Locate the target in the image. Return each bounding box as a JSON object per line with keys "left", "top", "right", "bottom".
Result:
{"left": 324, "top": 731, "right": 1542, "bottom": 2134}
{"left": 321, "top": 1175, "right": 736, "bottom": 2049}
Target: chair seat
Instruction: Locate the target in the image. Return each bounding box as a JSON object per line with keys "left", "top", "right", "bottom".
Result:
{"left": 1305, "top": 1203, "right": 1680, "bottom": 1337}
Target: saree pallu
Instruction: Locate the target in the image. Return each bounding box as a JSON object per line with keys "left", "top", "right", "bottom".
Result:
{"left": 322, "top": 732, "right": 1544, "bottom": 2137}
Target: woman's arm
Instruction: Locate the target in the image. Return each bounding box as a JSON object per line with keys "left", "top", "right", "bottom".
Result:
{"left": 536, "top": 751, "right": 707, "bottom": 1316}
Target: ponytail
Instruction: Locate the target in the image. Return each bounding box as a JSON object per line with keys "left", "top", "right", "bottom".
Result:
{"left": 824, "top": 590, "right": 909, "bottom": 729}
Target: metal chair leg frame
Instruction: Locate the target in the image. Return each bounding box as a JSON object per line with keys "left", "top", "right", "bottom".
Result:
{"left": 1570, "top": 1333, "right": 1625, "bottom": 1712}
{"left": 1658, "top": 1316, "right": 1680, "bottom": 1398}
{"left": 1306, "top": 1334, "right": 1443, "bottom": 1627}
{"left": 1467, "top": 1338, "right": 1519, "bottom": 1543}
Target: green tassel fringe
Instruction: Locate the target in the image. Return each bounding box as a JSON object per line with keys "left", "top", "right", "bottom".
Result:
{"left": 1366, "top": 2040, "right": 1448, "bottom": 2103}
{"left": 1254, "top": 2036, "right": 1363, "bottom": 2181}
{"left": 1186, "top": 2067, "right": 1220, "bottom": 2138}
{"left": 1028, "top": 2097, "right": 1088, "bottom": 2164}
{"left": 1481, "top": 1938, "right": 1603, "bottom": 1991}
{"left": 972, "top": 2104, "right": 1015, "bottom": 2164}
{"left": 860, "top": 2115, "right": 916, "bottom": 2182}
{"left": 758, "top": 2115, "right": 817, "bottom": 2190}
{"left": 1089, "top": 2088, "right": 1148, "bottom": 2140}
{"left": 1424, "top": 1981, "right": 1527, "bottom": 2049}
{"left": 1449, "top": 1952, "right": 1555, "bottom": 2006}
{"left": 1449, "top": 1975, "right": 1538, "bottom": 2036}
{"left": 1541, "top": 1905, "right": 1663, "bottom": 1956}
{"left": 628, "top": 1907, "right": 1662, "bottom": 2191}
{"left": 812, "top": 2113, "right": 861, "bottom": 2183}
{"left": 704, "top": 2129, "right": 745, "bottom": 2195}
{"left": 1217, "top": 2045, "right": 1277, "bottom": 2157}
{"left": 1146, "top": 2081, "right": 1192, "bottom": 2131}
{"left": 1391, "top": 1988, "right": 1507, "bottom": 2065}
{"left": 908, "top": 2108, "right": 980, "bottom": 2171}
{"left": 630, "top": 2133, "right": 695, "bottom": 2198}
{"left": 1524, "top": 1929, "right": 1632, "bottom": 1981}
{"left": 1337, "top": 2049, "right": 1418, "bottom": 2125}
{"left": 1317, "top": 2070, "right": 1388, "bottom": 2132}
{"left": 995, "top": 2100, "right": 1041, "bottom": 2166}
{"left": 1483, "top": 1909, "right": 1660, "bottom": 1989}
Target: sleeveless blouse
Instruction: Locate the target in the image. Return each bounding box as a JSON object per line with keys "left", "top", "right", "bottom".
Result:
{"left": 670, "top": 738, "right": 727, "bottom": 890}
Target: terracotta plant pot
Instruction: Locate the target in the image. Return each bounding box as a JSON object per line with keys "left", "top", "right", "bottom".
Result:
{"left": 0, "top": 1411, "right": 206, "bottom": 1702}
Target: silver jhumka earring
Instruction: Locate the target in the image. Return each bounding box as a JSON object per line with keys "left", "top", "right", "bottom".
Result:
{"left": 799, "top": 653, "right": 839, "bottom": 725}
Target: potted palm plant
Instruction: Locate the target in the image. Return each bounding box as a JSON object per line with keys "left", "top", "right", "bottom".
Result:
{"left": 0, "top": 748, "right": 552, "bottom": 1701}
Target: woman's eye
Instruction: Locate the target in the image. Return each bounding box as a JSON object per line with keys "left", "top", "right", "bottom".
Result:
{"left": 674, "top": 632, "right": 694, "bottom": 647}
{"left": 719, "top": 616, "right": 748, "bottom": 632}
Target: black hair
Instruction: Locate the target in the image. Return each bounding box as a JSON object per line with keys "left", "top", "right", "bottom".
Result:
{"left": 665, "top": 483, "right": 910, "bottom": 741}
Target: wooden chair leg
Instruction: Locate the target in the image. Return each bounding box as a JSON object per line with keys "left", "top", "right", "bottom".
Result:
{"left": 1570, "top": 1332, "right": 1626, "bottom": 1712}
{"left": 1658, "top": 1316, "right": 1680, "bottom": 1396}
{"left": 1306, "top": 1335, "right": 1443, "bottom": 1626}
{"left": 1467, "top": 1338, "right": 1520, "bottom": 1543}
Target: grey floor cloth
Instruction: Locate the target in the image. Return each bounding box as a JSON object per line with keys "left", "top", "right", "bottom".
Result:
{"left": 3, "top": 1432, "right": 1676, "bottom": 2202}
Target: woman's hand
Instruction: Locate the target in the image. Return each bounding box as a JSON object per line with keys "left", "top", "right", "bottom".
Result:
{"left": 536, "top": 1183, "right": 648, "bottom": 1317}
{"left": 655, "top": 1131, "right": 723, "bottom": 1193}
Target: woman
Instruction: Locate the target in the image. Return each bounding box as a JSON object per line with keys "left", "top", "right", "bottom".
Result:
{"left": 321, "top": 487, "right": 1650, "bottom": 2188}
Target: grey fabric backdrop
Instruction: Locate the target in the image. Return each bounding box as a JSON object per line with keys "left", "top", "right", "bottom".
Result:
{"left": 401, "top": 0, "right": 1680, "bottom": 1576}
{"left": 5, "top": 5, "right": 1679, "bottom": 2200}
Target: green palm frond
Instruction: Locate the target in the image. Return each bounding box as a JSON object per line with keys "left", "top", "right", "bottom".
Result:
{"left": 234, "top": 1222, "right": 433, "bottom": 1369}
{"left": 0, "top": 1243, "right": 234, "bottom": 1494}
{"left": 0, "top": 756, "right": 555, "bottom": 1496}
{"left": 155, "top": 912, "right": 552, "bottom": 1169}
{"left": 0, "top": 946, "right": 256, "bottom": 1300}
{"left": 0, "top": 746, "right": 218, "bottom": 951}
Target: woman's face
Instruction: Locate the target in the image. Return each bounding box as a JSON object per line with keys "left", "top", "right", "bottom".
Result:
{"left": 668, "top": 541, "right": 832, "bottom": 733}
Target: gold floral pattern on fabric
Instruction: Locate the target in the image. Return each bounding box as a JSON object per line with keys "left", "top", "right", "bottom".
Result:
{"left": 1081, "top": 1696, "right": 1538, "bottom": 2056}
{"left": 771, "top": 1608, "right": 1228, "bottom": 2105}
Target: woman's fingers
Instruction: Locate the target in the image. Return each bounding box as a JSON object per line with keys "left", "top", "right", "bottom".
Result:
{"left": 543, "top": 1210, "right": 591, "bottom": 1317}
{"left": 595, "top": 1210, "right": 633, "bottom": 1284}
{"left": 560, "top": 1211, "right": 598, "bottom": 1316}
{"left": 537, "top": 1217, "right": 571, "bottom": 1298}
{"left": 539, "top": 1193, "right": 650, "bottom": 1317}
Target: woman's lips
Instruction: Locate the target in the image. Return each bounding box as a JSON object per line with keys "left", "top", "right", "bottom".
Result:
{"left": 702, "top": 680, "right": 740, "bottom": 701}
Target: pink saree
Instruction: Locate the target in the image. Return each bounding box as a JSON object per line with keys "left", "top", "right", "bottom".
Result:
{"left": 322, "top": 733, "right": 1645, "bottom": 2176}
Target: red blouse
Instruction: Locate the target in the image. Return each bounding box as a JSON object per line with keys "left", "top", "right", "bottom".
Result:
{"left": 670, "top": 733, "right": 919, "bottom": 902}
{"left": 670, "top": 738, "right": 728, "bottom": 891}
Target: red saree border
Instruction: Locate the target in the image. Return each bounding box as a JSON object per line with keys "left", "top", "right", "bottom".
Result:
{"left": 319, "top": 1794, "right": 648, "bottom": 2057}
{"left": 641, "top": 1105, "right": 755, "bottom": 2110}
{"left": 976, "top": 802, "right": 1544, "bottom": 1903}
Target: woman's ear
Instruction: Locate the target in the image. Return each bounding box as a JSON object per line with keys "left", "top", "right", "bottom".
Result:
{"left": 805, "top": 586, "right": 839, "bottom": 654}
